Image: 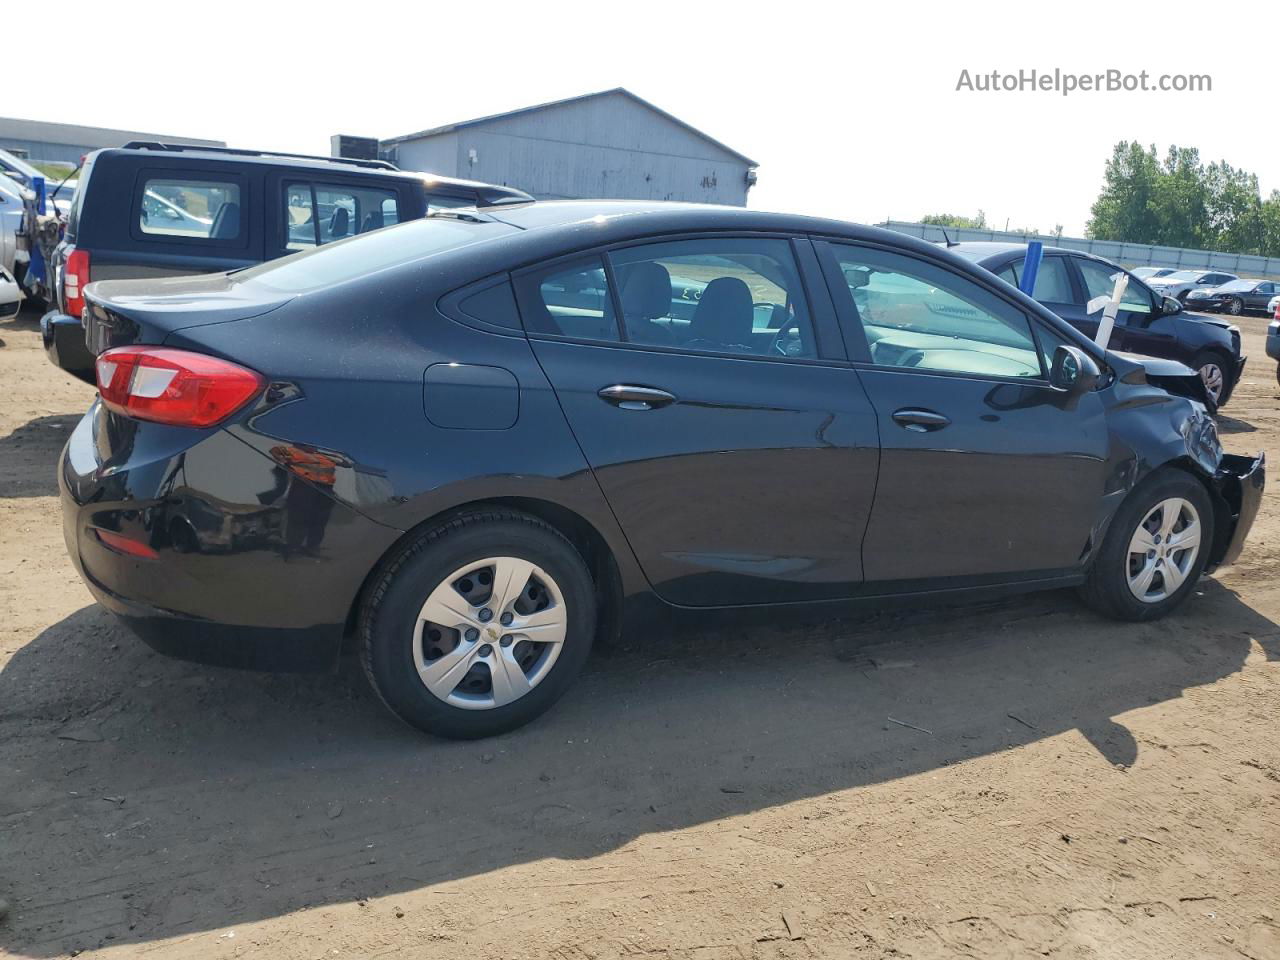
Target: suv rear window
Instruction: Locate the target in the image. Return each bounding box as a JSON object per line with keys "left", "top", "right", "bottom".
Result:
{"left": 139, "top": 178, "right": 241, "bottom": 240}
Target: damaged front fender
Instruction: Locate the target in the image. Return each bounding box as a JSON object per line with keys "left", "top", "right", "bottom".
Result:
{"left": 1091, "top": 352, "right": 1265, "bottom": 573}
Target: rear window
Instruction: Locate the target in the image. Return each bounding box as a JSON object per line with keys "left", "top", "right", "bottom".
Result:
{"left": 236, "top": 215, "right": 517, "bottom": 293}
{"left": 65, "top": 156, "right": 94, "bottom": 239}
{"left": 139, "top": 177, "right": 241, "bottom": 240}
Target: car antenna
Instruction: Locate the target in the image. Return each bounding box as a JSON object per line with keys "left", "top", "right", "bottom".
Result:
{"left": 940, "top": 228, "right": 958, "bottom": 248}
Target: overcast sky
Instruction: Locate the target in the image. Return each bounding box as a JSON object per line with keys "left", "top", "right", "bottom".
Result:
{"left": 48, "top": 0, "right": 1276, "bottom": 236}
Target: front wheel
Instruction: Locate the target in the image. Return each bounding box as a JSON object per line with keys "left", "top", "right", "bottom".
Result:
{"left": 1078, "top": 470, "right": 1213, "bottom": 622}
{"left": 1193, "top": 350, "right": 1233, "bottom": 406}
{"left": 359, "top": 511, "right": 597, "bottom": 739}
{"left": 1228, "top": 297, "right": 1244, "bottom": 316}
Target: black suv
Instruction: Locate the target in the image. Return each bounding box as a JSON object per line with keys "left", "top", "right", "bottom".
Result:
{"left": 41, "top": 142, "right": 532, "bottom": 381}
{"left": 951, "top": 243, "right": 1247, "bottom": 407}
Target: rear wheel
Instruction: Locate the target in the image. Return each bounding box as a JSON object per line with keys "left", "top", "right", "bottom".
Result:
{"left": 1078, "top": 469, "right": 1212, "bottom": 622}
{"left": 360, "top": 511, "right": 596, "bottom": 739}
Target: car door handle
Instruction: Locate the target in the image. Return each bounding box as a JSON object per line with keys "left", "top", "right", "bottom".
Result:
{"left": 892, "top": 408, "right": 951, "bottom": 432}
{"left": 598, "top": 385, "right": 678, "bottom": 411}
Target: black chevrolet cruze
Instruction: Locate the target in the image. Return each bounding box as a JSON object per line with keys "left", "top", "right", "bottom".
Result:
{"left": 60, "top": 202, "right": 1265, "bottom": 738}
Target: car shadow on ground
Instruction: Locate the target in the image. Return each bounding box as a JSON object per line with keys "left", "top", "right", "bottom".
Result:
{"left": 1, "top": 582, "right": 1276, "bottom": 956}
{"left": 0, "top": 414, "right": 83, "bottom": 499}
{"left": 1217, "top": 413, "right": 1258, "bottom": 434}
{"left": 0, "top": 302, "right": 45, "bottom": 335}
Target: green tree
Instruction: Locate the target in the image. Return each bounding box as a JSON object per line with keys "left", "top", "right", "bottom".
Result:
{"left": 921, "top": 211, "right": 987, "bottom": 229}
{"left": 1087, "top": 141, "right": 1280, "bottom": 257}
{"left": 1086, "top": 142, "right": 1163, "bottom": 243}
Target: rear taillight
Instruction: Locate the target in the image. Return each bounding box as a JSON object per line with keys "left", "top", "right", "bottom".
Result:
{"left": 95, "top": 346, "right": 265, "bottom": 428}
{"left": 64, "top": 247, "right": 90, "bottom": 318}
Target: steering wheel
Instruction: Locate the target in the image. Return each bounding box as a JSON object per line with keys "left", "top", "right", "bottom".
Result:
{"left": 770, "top": 317, "right": 803, "bottom": 358}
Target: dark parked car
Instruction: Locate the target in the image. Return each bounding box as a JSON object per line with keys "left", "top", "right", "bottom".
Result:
{"left": 61, "top": 202, "right": 1264, "bottom": 738}
{"left": 1186, "top": 278, "right": 1280, "bottom": 316}
{"left": 952, "top": 243, "right": 1247, "bottom": 406}
{"left": 41, "top": 142, "right": 532, "bottom": 382}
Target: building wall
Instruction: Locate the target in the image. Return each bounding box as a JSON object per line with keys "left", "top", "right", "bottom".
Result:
{"left": 392, "top": 133, "right": 460, "bottom": 179}
{"left": 388, "top": 92, "right": 753, "bottom": 205}
{"left": 0, "top": 117, "right": 223, "bottom": 167}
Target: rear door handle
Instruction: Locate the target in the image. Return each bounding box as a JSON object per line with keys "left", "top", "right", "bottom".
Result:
{"left": 598, "top": 385, "right": 677, "bottom": 411}
{"left": 892, "top": 408, "right": 951, "bottom": 432}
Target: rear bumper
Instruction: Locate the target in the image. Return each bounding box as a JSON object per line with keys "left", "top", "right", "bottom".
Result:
{"left": 59, "top": 404, "right": 402, "bottom": 671}
{"left": 40, "top": 309, "right": 96, "bottom": 383}
{"left": 1206, "top": 452, "right": 1266, "bottom": 572}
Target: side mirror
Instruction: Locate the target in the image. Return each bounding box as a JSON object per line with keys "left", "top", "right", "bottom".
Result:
{"left": 1160, "top": 296, "right": 1183, "bottom": 316}
{"left": 1050, "top": 345, "right": 1101, "bottom": 395}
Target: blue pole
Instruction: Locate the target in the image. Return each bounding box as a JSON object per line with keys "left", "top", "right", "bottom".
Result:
{"left": 28, "top": 176, "right": 48, "bottom": 286}
{"left": 1019, "top": 241, "right": 1043, "bottom": 296}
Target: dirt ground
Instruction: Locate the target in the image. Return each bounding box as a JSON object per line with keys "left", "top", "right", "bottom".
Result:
{"left": 1, "top": 302, "right": 1277, "bottom": 960}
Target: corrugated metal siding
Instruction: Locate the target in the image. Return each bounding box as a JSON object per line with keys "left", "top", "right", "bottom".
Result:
{"left": 0, "top": 117, "right": 223, "bottom": 165}
{"left": 388, "top": 91, "right": 752, "bottom": 206}
{"left": 393, "top": 133, "right": 461, "bottom": 179}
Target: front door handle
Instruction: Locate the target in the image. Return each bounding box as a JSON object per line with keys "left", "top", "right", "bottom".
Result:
{"left": 892, "top": 408, "right": 951, "bottom": 432}
{"left": 598, "top": 385, "right": 677, "bottom": 411}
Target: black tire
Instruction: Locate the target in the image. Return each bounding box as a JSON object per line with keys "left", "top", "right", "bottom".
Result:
{"left": 359, "top": 510, "right": 596, "bottom": 739}
{"left": 1192, "top": 349, "right": 1235, "bottom": 407}
{"left": 1078, "top": 469, "right": 1213, "bottom": 622}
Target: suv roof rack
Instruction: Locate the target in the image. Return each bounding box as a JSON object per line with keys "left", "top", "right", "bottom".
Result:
{"left": 120, "top": 141, "right": 399, "bottom": 171}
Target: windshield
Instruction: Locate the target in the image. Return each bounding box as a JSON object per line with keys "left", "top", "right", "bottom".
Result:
{"left": 1159, "top": 270, "right": 1201, "bottom": 282}
{"left": 235, "top": 215, "right": 517, "bottom": 293}
{"left": 1216, "top": 280, "right": 1255, "bottom": 292}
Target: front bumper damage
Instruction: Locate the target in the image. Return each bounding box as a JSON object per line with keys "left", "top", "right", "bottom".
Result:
{"left": 1205, "top": 452, "right": 1266, "bottom": 573}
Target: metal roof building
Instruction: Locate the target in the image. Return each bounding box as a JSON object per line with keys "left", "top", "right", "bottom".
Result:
{"left": 0, "top": 117, "right": 223, "bottom": 167}
{"left": 379, "top": 88, "right": 757, "bottom": 207}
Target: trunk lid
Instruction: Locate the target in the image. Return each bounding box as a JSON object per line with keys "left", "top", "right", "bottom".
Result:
{"left": 82, "top": 272, "right": 294, "bottom": 356}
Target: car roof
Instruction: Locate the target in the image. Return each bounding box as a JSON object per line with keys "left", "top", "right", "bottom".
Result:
{"left": 483, "top": 199, "right": 930, "bottom": 243}
{"left": 947, "top": 241, "right": 1077, "bottom": 260}
{"left": 90, "top": 144, "right": 532, "bottom": 201}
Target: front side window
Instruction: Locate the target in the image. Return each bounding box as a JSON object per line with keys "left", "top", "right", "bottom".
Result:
{"left": 607, "top": 237, "right": 817, "bottom": 358}
{"left": 1076, "top": 259, "right": 1154, "bottom": 317}
{"left": 283, "top": 181, "right": 399, "bottom": 250}
{"left": 139, "top": 178, "right": 240, "bottom": 240}
{"left": 833, "top": 245, "right": 1042, "bottom": 379}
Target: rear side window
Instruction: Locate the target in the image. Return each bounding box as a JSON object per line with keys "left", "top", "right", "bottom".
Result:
{"left": 999, "top": 256, "right": 1074, "bottom": 303}
{"left": 608, "top": 238, "right": 816, "bottom": 358}
{"left": 284, "top": 181, "right": 400, "bottom": 250}
{"left": 518, "top": 257, "right": 618, "bottom": 342}
{"left": 515, "top": 238, "right": 818, "bottom": 360}
{"left": 139, "top": 178, "right": 241, "bottom": 240}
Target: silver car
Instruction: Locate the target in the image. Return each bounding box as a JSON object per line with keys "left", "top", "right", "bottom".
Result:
{"left": 1147, "top": 269, "right": 1238, "bottom": 304}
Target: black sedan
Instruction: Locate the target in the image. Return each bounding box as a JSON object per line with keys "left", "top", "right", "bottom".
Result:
{"left": 1186, "top": 278, "right": 1280, "bottom": 316}
{"left": 61, "top": 203, "right": 1265, "bottom": 738}
{"left": 951, "top": 243, "right": 1248, "bottom": 406}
